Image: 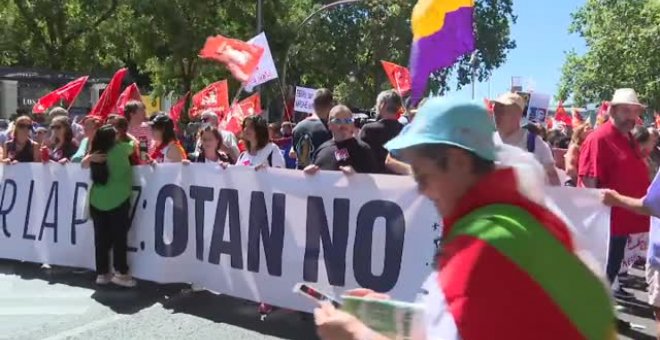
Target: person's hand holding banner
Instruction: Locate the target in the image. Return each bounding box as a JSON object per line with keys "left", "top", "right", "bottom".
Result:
{"left": 200, "top": 35, "right": 265, "bottom": 83}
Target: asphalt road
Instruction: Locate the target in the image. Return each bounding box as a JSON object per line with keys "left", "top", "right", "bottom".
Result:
{"left": 0, "top": 259, "right": 657, "bottom": 340}
{"left": 0, "top": 259, "right": 318, "bottom": 340}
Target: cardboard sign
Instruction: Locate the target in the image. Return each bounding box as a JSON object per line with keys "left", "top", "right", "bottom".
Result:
{"left": 294, "top": 86, "right": 316, "bottom": 114}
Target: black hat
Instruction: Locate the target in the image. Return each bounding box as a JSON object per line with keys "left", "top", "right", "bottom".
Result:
{"left": 149, "top": 113, "right": 174, "bottom": 129}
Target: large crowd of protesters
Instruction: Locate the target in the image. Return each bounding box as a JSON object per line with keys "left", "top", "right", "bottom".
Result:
{"left": 4, "top": 86, "right": 660, "bottom": 339}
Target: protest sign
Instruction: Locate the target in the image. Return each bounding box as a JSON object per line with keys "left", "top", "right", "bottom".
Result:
{"left": 245, "top": 33, "right": 278, "bottom": 92}
{"left": 527, "top": 92, "right": 551, "bottom": 124}
{"left": 0, "top": 164, "right": 610, "bottom": 312}
{"left": 294, "top": 87, "right": 316, "bottom": 114}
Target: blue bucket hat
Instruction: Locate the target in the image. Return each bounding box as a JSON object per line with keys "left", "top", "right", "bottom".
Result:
{"left": 385, "top": 97, "right": 496, "bottom": 161}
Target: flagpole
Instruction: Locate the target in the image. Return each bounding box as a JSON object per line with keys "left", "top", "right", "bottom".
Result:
{"left": 227, "top": 85, "right": 245, "bottom": 122}
{"left": 393, "top": 74, "right": 401, "bottom": 95}
{"left": 276, "top": 78, "right": 291, "bottom": 122}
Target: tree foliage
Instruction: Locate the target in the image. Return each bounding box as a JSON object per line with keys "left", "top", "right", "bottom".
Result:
{"left": 558, "top": 0, "right": 660, "bottom": 110}
{"left": 1, "top": 0, "right": 517, "bottom": 115}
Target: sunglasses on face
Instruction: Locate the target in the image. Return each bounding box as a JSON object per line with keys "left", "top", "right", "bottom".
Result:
{"left": 330, "top": 117, "right": 354, "bottom": 125}
{"left": 50, "top": 125, "right": 63, "bottom": 130}
{"left": 16, "top": 124, "right": 31, "bottom": 130}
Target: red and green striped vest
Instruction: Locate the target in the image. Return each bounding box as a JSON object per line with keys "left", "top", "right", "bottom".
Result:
{"left": 437, "top": 169, "right": 616, "bottom": 340}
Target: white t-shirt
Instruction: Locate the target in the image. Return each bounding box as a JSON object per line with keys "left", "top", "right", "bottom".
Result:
{"left": 493, "top": 129, "right": 554, "bottom": 167}
{"left": 236, "top": 143, "right": 285, "bottom": 168}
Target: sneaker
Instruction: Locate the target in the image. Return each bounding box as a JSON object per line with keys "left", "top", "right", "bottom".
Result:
{"left": 190, "top": 283, "right": 205, "bottom": 292}
{"left": 111, "top": 274, "right": 137, "bottom": 288}
{"left": 613, "top": 287, "right": 635, "bottom": 300}
{"left": 95, "top": 274, "right": 112, "bottom": 285}
{"left": 258, "top": 303, "right": 274, "bottom": 319}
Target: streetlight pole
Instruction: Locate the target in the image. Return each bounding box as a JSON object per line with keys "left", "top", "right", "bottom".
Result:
{"left": 469, "top": 51, "right": 479, "bottom": 100}
{"left": 256, "top": 0, "right": 263, "bottom": 34}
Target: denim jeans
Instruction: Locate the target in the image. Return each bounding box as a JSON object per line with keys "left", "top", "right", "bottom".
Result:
{"left": 606, "top": 235, "right": 629, "bottom": 284}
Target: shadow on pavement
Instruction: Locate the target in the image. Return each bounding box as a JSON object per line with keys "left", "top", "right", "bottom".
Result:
{"left": 2, "top": 259, "right": 318, "bottom": 339}
{"left": 163, "top": 290, "right": 319, "bottom": 340}
{"left": 0, "top": 259, "right": 185, "bottom": 315}
{"left": 619, "top": 327, "right": 656, "bottom": 340}
{"left": 617, "top": 298, "right": 655, "bottom": 320}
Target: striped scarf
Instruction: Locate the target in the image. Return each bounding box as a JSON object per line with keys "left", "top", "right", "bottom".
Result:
{"left": 438, "top": 168, "right": 615, "bottom": 340}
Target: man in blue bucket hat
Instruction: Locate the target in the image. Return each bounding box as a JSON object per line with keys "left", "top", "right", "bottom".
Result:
{"left": 313, "top": 98, "right": 614, "bottom": 340}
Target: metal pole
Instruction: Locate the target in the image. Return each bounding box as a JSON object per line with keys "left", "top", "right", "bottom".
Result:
{"left": 256, "top": 0, "right": 263, "bottom": 34}
{"left": 469, "top": 51, "right": 478, "bottom": 100}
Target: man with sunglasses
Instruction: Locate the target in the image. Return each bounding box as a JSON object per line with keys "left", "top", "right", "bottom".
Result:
{"left": 304, "top": 105, "right": 378, "bottom": 174}
{"left": 198, "top": 110, "right": 240, "bottom": 161}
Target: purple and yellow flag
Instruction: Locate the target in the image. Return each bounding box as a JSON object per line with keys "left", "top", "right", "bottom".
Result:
{"left": 410, "top": 0, "right": 476, "bottom": 102}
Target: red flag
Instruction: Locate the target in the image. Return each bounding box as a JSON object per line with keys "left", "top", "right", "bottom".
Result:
{"left": 200, "top": 35, "right": 265, "bottom": 83}
{"left": 554, "top": 101, "right": 572, "bottom": 127}
{"left": 238, "top": 93, "right": 262, "bottom": 116}
{"left": 381, "top": 61, "right": 411, "bottom": 95}
{"left": 33, "top": 76, "right": 89, "bottom": 114}
{"left": 190, "top": 80, "right": 230, "bottom": 119}
{"left": 169, "top": 92, "right": 191, "bottom": 126}
{"left": 115, "top": 83, "right": 142, "bottom": 116}
{"left": 89, "top": 68, "right": 128, "bottom": 119}
{"left": 222, "top": 93, "right": 262, "bottom": 134}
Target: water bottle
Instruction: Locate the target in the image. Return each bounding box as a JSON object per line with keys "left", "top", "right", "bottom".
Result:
{"left": 139, "top": 137, "right": 149, "bottom": 163}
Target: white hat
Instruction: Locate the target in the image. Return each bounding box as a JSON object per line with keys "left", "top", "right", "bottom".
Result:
{"left": 492, "top": 92, "right": 526, "bottom": 112}
{"left": 610, "top": 88, "right": 646, "bottom": 108}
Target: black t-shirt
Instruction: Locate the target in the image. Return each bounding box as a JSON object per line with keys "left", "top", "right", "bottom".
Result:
{"left": 292, "top": 117, "right": 332, "bottom": 169}
{"left": 359, "top": 119, "right": 403, "bottom": 173}
{"left": 314, "top": 138, "right": 379, "bottom": 173}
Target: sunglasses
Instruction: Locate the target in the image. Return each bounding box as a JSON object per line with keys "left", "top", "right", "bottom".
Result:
{"left": 50, "top": 125, "right": 63, "bottom": 130}
{"left": 16, "top": 124, "right": 31, "bottom": 130}
{"left": 330, "top": 117, "right": 354, "bottom": 125}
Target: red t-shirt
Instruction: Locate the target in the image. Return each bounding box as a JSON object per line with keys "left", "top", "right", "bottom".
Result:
{"left": 578, "top": 121, "right": 649, "bottom": 235}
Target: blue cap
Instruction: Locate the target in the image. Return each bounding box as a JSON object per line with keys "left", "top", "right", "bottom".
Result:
{"left": 385, "top": 97, "right": 496, "bottom": 161}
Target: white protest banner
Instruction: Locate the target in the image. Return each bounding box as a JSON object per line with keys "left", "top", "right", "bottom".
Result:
{"left": 245, "top": 32, "right": 278, "bottom": 92}
{"left": 0, "top": 164, "right": 437, "bottom": 312}
{"left": 527, "top": 92, "right": 551, "bottom": 124}
{"left": 0, "top": 164, "right": 610, "bottom": 312}
{"left": 294, "top": 86, "right": 316, "bottom": 114}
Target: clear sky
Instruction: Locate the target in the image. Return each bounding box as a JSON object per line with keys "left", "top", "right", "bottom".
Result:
{"left": 450, "top": 0, "right": 587, "bottom": 102}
